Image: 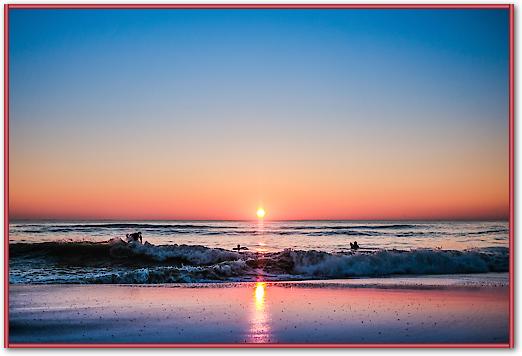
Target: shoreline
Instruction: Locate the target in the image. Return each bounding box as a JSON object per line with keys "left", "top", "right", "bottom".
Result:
{"left": 9, "top": 273, "right": 509, "bottom": 345}
{"left": 10, "top": 272, "right": 509, "bottom": 287}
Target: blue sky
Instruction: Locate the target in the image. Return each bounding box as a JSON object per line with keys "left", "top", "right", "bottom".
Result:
{"left": 8, "top": 9, "right": 510, "bottom": 220}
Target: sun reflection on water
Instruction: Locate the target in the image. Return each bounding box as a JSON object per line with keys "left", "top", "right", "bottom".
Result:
{"left": 255, "top": 282, "right": 266, "bottom": 308}
{"left": 248, "top": 282, "right": 271, "bottom": 343}
{"left": 256, "top": 219, "right": 267, "bottom": 252}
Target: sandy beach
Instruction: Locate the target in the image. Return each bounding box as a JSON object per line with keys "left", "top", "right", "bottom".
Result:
{"left": 9, "top": 273, "right": 509, "bottom": 345}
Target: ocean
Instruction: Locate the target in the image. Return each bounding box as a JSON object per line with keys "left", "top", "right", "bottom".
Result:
{"left": 9, "top": 220, "right": 509, "bottom": 284}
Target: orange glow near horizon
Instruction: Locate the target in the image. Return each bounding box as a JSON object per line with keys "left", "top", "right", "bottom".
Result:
{"left": 9, "top": 175, "right": 509, "bottom": 221}
{"left": 9, "top": 132, "right": 509, "bottom": 221}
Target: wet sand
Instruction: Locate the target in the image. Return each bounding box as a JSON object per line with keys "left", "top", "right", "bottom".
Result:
{"left": 8, "top": 274, "right": 510, "bottom": 345}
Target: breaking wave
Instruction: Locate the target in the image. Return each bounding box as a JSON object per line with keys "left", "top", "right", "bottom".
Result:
{"left": 9, "top": 239, "right": 509, "bottom": 284}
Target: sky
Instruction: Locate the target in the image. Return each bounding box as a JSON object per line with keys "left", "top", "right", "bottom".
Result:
{"left": 9, "top": 8, "right": 509, "bottom": 220}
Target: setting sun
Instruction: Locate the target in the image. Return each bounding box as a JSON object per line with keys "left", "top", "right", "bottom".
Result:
{"left": 256, "top": 208, "right": 266, "bottom": 219}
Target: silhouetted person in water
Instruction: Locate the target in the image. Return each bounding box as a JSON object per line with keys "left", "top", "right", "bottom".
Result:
{"left": 126, "top": 232, "right": 142, "bottom": 244}
{"left": 350, "top": 241, "right": 360, "bottom": 250}
{"left": 233, "top": 244, "right": 249, "bottom": 252}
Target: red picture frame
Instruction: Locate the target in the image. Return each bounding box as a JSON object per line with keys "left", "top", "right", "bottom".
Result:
{"left": 3, "top": 3, "right": 514, "bottom": 348}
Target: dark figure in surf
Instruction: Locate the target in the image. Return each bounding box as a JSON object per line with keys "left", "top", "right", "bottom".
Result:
{"left": 126, "top": 231, "right": 143, "bottom": 244}
{"left": 233, "top": 244, "right": 249, "bottom": 252}
{"left": 350, "top": 241, "right": 360, "bottom": 250}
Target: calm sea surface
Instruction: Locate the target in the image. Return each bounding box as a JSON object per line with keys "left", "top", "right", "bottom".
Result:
{"left": 9, "top": 220, "right": 509, "bottom": 252}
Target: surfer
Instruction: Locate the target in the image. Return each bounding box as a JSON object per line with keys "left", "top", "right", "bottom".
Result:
{"left": 233, "top": 244, "right": 249, "bottom": 252}
{"left": 350, "top": 241, "right": 360, "bottom": 250}
{"left": 126, "top": 231, "right": 143, "bottom": 244}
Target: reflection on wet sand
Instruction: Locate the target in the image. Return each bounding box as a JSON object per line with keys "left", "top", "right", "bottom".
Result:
{"left": 9, "top": 278, "right": 509, "bottom": 344}
{"left": 248, "top": 282, "right": 271, "bottom": 343}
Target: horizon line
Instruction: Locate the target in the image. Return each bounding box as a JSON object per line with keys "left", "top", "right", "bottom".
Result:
{"left": 8, "top": 217, "right": 510, "bottom": 222}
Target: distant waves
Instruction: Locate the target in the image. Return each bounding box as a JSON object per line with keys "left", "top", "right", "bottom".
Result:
{"left": 9, "top": 221, "right": 510, "bottom": 238}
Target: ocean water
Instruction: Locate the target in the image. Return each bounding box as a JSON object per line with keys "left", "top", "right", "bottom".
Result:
{"left": 9, "top": 220, "right": 509, "bottom": 284}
